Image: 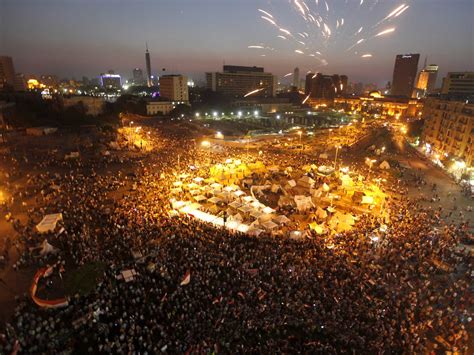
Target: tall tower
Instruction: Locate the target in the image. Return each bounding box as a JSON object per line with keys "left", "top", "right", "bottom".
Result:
{"left": 391, "top": 53, "right": 420, "bottom": 97}
{"left": 145, "top": 43, "right": 152, "bottom": 87}
{"left": 293, "top": 67, "right": 300, "bottom": 88}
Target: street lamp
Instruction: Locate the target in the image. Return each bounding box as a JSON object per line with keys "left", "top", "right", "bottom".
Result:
{"left": 297, "top": 130, "right": 303, "bottom": 153}
{"left": 195, "top": 112, "right": 200, "bottom": 118}
{"left": 334, "top": 145, "right": 341, "bottom": 169}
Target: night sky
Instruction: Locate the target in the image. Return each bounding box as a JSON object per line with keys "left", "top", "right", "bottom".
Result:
{"left": 1, "top": 0, "right": 473, "bottom": 86}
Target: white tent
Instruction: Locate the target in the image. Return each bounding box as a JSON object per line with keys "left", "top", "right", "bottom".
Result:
{"left": 36, "top": 213, "right": 63, "bottom": 234}
{"left": 120, "top": 269, "right": 137, "bottom": 283}
{"left": 248, "top": 227, "right": 264, "bottom": 236}
{"left": 262, "top": 206, "right": 275, "bottom": 214}
{"left": 288, "top": 180, "right": 297, "bottom": 187}
{"left": 294, "top": 195, "right": 314, "bottom": 212}
{"left": 39, "top": 239, "right": 57, "bottom": 255}
{"left": 233, "top": 190, "right": 246, "bottom": 197}
{"left": 208, "top": 196, "right": 222, "bottom": 204}
{"left": 361, "top": 195, "right": 375, "bottom": 204}
{"left": 298, "top": 176, "right": 315, "bottom": 188}
{"left": 322, "top": 183, "right": 330, "bottom": 192}
{"left": 290, "top": 230, "right": 307, "bottom": 240}
{"left": 319, "top": 153, "right": 328, "bottom": 159}
{"left": 64, "top": 152, "right": 79, "bottom": 160}
{"left": 315, "top": 207, "right": 328, "bottom": 219}
{"left": 380, "top": 160, "right": 391, "bottom": 170}
{"left": 262, "top": 220, "right": 278, "bottom": 230}
{"left": 229, "top": 200, "right": 242, "bottom": 209}
{"left": 194, "top": 195, "right": 207, "bottom": 202}
{"left": 273, "top": 215, "right": 291, "bottom": 225}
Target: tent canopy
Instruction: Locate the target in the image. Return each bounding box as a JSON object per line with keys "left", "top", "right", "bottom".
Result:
{"left": 36, "top": 213, "right": 63, "bottom": 234}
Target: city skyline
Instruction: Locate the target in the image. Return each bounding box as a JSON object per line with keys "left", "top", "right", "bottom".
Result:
{"left": 1, "top": 0, "right": 473, "bottom": 86}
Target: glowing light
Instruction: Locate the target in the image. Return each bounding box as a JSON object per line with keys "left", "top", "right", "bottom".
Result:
{"left": 386, "top": 4, "right": 406, "bottom": 19}
{"left": 361, "top": 54, "right": 373, "bottom": 58}
{"left": 244, "top": 88, "right": 264, "bottom": 97}
{"left": 375, "top": 28, "right": 395, "bottom": 37}
{"left": 302, "top": 94, "right": 311, "bottom": 104}
{"left": 248, "top": 45, "right": 264, "bottom": 49}
{"left": 294, "top": 49, "right": 304, "bottom": 54}
{"left": 258, "top": 9, "right": 274, "bottom": 18}
{"left": 395, "top": 5, "right": 409, "bottom": 17}
{"left": 261, "top": 16, "right": 276, "bottom": 26}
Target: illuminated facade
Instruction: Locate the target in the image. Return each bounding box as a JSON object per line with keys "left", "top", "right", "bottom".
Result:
{"left": 441, "top": 72, "right": 474, "bottom": 96}
{"left": 159, "top": 75, "right": 189, "bottom": 103}
{"left": 146, "top": 101, "right": 175, "bottom": 115}
{"left": 421, "top": 98, "right": 474, "bottom": 167}
{"left": 416, "top": 64, "right": 438, "bottom": 96}
{"left": 206, "top": 65, "right": 276, "bottom": 98}
{"left": 100, "top": 74, "right": 122, "bottom": 89}
{"left": 334, "top": 94, "right": 422, "bottom": 118}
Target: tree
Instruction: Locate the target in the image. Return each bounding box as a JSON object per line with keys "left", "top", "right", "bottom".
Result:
{"left": 170, "top": 104, "right": 192, "bottom": 117}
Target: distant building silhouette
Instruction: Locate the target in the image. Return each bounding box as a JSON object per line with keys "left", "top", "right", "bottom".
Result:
{"left": 305, "top": 73, "right": 347, "bottom": 99}
{"left": 0, "top": 56, "right": 16, "bottom": 91}
{"left": 145, "top": 44, "right": 152, "bottom": 87}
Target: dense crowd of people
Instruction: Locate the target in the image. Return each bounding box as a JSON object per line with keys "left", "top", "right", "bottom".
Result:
{"left": 0, "top": 126, "right": 472, "bottom": 353}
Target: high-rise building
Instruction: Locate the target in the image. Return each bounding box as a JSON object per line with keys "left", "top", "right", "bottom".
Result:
{"left": 133, "top": 68, "right": 145, "bottom": 85}
{"left": 416, "top": 64, "right": 438, "bottom": 95}
{"left": 293, "top": 67, "right": 300, "bottom": 88}
{"left": 441, "top": 72, "right": 474, "bottom": 96}
{"left": 145, "top": 44, "right": 152, "bottom": 87}
{"left": 421, "top": 97, "right": 474, "bottom": 169}
{"left": 100, "top": 74, "right": 122, "bottom": 89}
{"left": 0, "top": 56, "right": 16, "bottom": 91}
{"left": 305, "top": 73, "right": 348, "bottom": 99}
{"left": 391, "top": 53, "right": 420, "bottom": 97}
{"left": 14, "top": 73, "right": 27, "bottom": 91}
{"left": 206, "top": 65, "right": 276, "bottom": 97}
{"left": 159, "top": 75, "right": 189, "bottom": 103}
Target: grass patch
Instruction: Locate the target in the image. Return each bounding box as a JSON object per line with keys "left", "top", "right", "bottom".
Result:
{"left": 64, "top": 261, "right": 106, "bottom": 297}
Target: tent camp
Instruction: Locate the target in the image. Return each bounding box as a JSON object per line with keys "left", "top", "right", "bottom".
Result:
{"left": 262, "top": 220, "right": 278, "bottom": 231}
{"left": 39, "top": 240, "right": 57, "bottom": 256}
{"left": 273, "top": 215, "right": 291, "bottom": 225}
{"left": 36, "top": 213, "right": 63, "bottom": 234}
{"left": 289, "top": 230, "right": 307, "bottom": 240}
{"left": 297, "top": 176, "right": 315, "bottom": 189}
{"left": 380, "top": 161, "right": 391, "bottom": 170}
{"left": 315, "top": 207, "right": 328, "bottom": 219}
{"left": 294, "top": 195, "right": 314, "bottom": 212}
